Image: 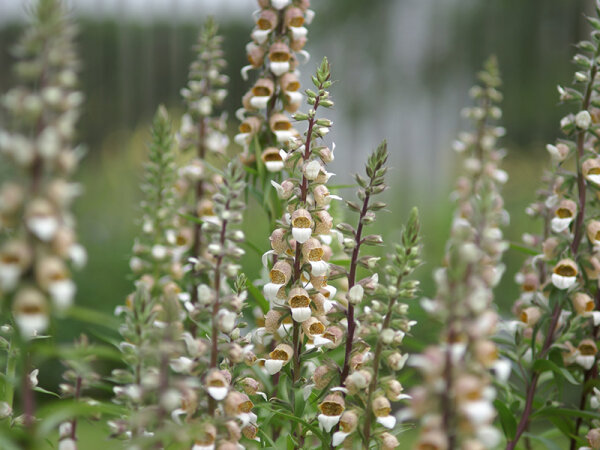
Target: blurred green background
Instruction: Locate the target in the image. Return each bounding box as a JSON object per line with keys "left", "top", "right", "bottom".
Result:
{"left": 0, "top": 0, "right": 594, "bottom": 447}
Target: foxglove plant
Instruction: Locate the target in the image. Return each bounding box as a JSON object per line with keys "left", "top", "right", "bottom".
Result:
{"left": 235, "top": 0, "right": 318, "bottom": 226}
{"left": 330, "top": 143, "right": 421, "bottom": 448}
{"left": 502, "top": 7, "right": 600, "bottom": 449}
{"left": 177, "top": 17, "right": 229, "bottom": 306}
{"left": 411, "top": 57, "right": 509, "bottom": 449}
{"left": 0, "top": 0, "right": 84, "bottom": 431}
{"left": 112, "top": 106, "right": 186, "bottom": 445}
{"left": 250, "top": 57, "right": 343, "bottom": 447}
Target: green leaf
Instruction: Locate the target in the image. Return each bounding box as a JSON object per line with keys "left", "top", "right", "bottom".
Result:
{"left": 246, "top": 279, "right": 269, "bottom": 313}
{"left": 532, "top": 359, "right": 579, "bottom": 385}
{"left": 178, "top": 211, "right": 203, "bottom": 225}
{"left": 294, "top": 384, "right": 306, "bottom": 418}
{"left": 65, "top": 306, "right": 120, "bottom": 330}
{"left": 33, "top": 386, "right": 60, "bottom": 398}
{"left": 535, "top": 407, "right": 600, "bottom": 421}
{"left": 508, "top": 241, "right": 539, "bottom": 256}
{"left": 522, "top": 432, "right": 565, "bottom": 450}
{"left": 243, "top": 240, "right": 264, "bottom": 257}
{"left": 494, "top": 399, "right": 516, "bottom": 439}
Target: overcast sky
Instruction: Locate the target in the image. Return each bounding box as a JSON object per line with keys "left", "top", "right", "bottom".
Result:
{"left": 1, "top": 0, "right": 256, "bottom": 23}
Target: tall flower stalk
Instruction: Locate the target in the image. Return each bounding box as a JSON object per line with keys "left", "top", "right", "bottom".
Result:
{"left": 0, "top": 0, "right": 84, "bottom": 432}
{"left": 254, "top": 57, "right": 340, "bottom": 447}
{"left": 177, "top": 17, "right": 229, "bottom": 307}
{"left": 503, "top": 9, "right": 600, "bottom": 449}
{"left": 235, "top": 0, "right": 318, "bottom": 227}
{"left": 112, "top": 106, "right": 184, "bottom": 444}
{"left": 411, "top": 57, "right": 508, "bottom": 449}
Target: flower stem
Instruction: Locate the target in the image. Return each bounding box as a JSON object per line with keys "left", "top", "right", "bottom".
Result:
{"left": 362, "top": 293, "right": 397, "bottom": 447}
{"left": 3, "top": 337, "right": 17, "bottom": 409}
{"left": 340, "top": 189, "right": 370, "bottom": 385}
{"left": 291, "top": 82, "right": 324, "bottom": 383}
{"left": 69, "top": 376, "right": 82, "bottom": 442}
{"left": 208, "top": 199, "right": 230, "bottom": 416}
{"left": 506, "top": 297, "right": 563, "bottom": 450}
{"left": 22, "top": 352, "right": 34, "bottom": 429}
{"left": 570, "top": 288, "right": 600, "bottom": 450}
{"left": 571, "top": 54, "right": 598, "bottom": 255}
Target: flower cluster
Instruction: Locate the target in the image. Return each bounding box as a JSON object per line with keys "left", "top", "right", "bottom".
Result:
{"left": 502, "top": 13, "right": 600, "bottom": 449}
{"left": 411, "top": 57, "right": 509, "bottom": 449}
{"left": 111, "top": 107, "right": 186, "bottom": 444}
{"left": 0, "top": 0, "right": 85, "bottom": 339}
{"left": 257, "top": 57, "right": 336, "bottom": 375}
{"left": 235, "top": 0, "right": 315, "bottom": 181}
{"left": 176, "top": 17, "right": 230, "bottom": 307}
{"left": 243, "top": 58, "right": 342, "bottom": 447}
{"left": 316, "top": 142, "right": 421, "bottom": 449}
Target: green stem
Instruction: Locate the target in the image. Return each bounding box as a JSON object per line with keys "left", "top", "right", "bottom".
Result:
{"left": 3, "top": 338, "right": 17, "bottom": 408}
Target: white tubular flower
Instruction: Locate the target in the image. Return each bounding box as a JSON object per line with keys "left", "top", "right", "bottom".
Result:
{"left": 13, "top": 287, "right": 49, "bottom": 339}
{"left": 576, "top": 110, "right": 592, "bottom": 129}
{"left": 0, "top": 262, "right": 20, "bottom": 292}
{"left": 318, "top": 393, "right": 345, "bottom": 432}
{"left": 304, "top": 159, "right": 322, "bottom": 180}
{"left": 271, "top": 0, "right": 291, "bottom": 10}
{"left": 262, "top": 147, "right": 285, "bottom": 172}
{"left": 25, "top": 199, "right": 59, "bottom": 242}
{"left": 332, "top": 431, "right": 349, "bottom": 447}
{"left": 206, "top": 370, "right": 229, "bottom": 401}
{"left": 288, "top": 287, "right": 312, "bottom": 322}
{"left": 262, "top": 281, "right": 282, "bottom": 300}
{"left": 576, "top": 340, "right": 597, "bottom": 370}
{"left": 347, "top": 284, "right": 364, "bottom": 305}
{"left": 291, "top": 208, "right": 313, "bottom": 244}
{"left": 551, "top": 199, "right": 576, "bottom": 233}
{"left": 290, "top": 26, "right": 308, "bottom": 41}
{"left": 217, "top": 309, "right": 237, "bottom": 333}
{"left": 270, "top": 61, "right": 290, "bottom": 77}
{"left": 58, "top": 438, "right": 77, "bottom": 450}
{"left": 48, "top": 278, "right": 76, "bottom": 311}
{"left": 169, "top": 356, "right": 194, "bottom": 374}
{"left": 460, "top": 399, "right": 496, "bottom": 425}
{"left": 251, "top": 28, "right": 270, "bottom": 44}
{"left": 285, "top": 90, "right": 303, "bottom": 107}
{"left": 309, "top": 260, "right": 329, "bottom": 277}
{"left": 265, "top": 344, "right": 293, "bottom": 375}
{"left": 376, "top": 415, "right": 397, "bottom": 429}
{"left": 551, "top": 259, "right": 578, "bottom": 290}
